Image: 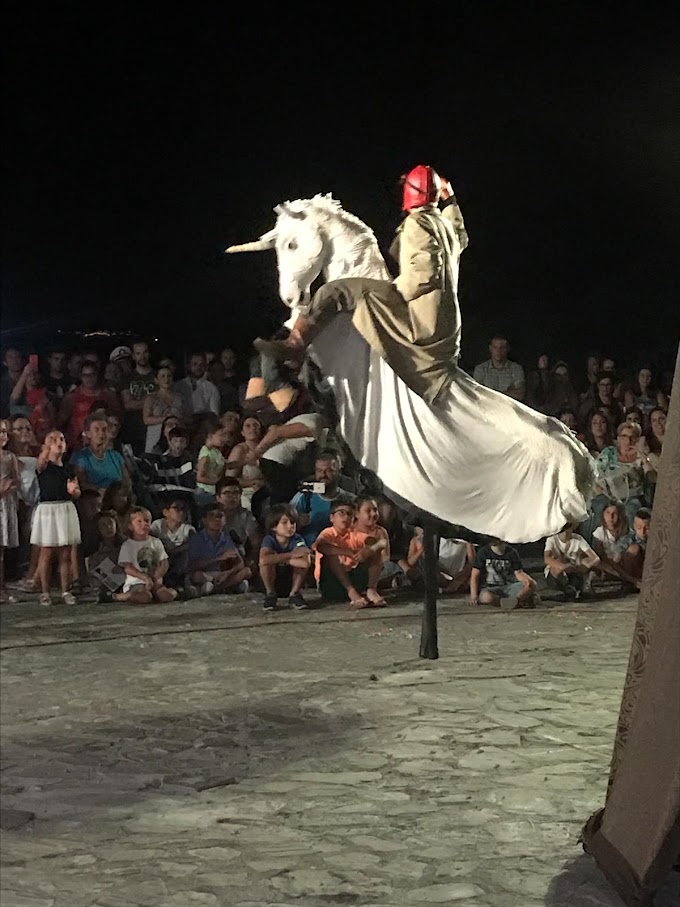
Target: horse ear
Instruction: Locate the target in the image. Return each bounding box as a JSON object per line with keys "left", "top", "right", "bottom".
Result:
{"left": 275, "top": 201, "right": 306, "bottom": 220}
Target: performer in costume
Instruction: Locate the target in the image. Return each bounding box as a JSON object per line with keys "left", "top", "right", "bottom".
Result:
{"left": 227, "top": 171, "right": 596, "bottom": 542}
{"left": 256, "top": 164, "right": 468, "bottom": 406}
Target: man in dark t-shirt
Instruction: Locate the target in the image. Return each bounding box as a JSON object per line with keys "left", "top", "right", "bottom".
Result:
{"left": 470, "top": 539, "right": 538, "bottom": 610}
{"left": 121, "top": 341, "right": 157, "bottom": 454}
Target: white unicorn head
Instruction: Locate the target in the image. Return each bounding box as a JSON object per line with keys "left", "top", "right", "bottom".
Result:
{"left": 226, "top": 194, "right": 390, "bottom": 313}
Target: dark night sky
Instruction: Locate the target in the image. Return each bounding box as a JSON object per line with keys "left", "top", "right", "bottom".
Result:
{"left": 3, "top": 10, "right": 679, "bottom": 372}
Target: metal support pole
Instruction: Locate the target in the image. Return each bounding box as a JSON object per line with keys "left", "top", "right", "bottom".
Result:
{"left": 419, "top": 522, "right": 439, "bottom": 660}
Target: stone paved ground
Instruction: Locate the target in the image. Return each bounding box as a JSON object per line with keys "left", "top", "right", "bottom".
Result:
{"left": 1, "top": 589, "right": 678, "bottom": 907}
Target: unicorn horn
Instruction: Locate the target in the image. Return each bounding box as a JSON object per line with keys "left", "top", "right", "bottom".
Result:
{"left": 225, "top": 229, "right": 277, "bottom": 253}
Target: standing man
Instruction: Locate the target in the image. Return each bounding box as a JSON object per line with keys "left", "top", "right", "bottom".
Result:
{"left": 254, "top": 164, "right": 469, "bottom": 407}
{"left": 121, "top": 340, "right": 157, "bottom": 455}
{"left": 174, "top": 352, "right": 220, "bottom": 416}
{"left": 473, "top": 336, "right": 525, "bottom": 401}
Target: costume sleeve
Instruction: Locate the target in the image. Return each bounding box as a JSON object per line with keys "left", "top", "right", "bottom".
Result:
{"left": 393, "top": 213, "right": 444, "bottom": 303}
{"left": 442, "top": 197, "right": 469, "bottom": 252}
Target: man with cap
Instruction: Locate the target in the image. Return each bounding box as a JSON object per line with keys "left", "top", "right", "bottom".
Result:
{"left": 255, "top": 165, "right": 468, "bottom": 406}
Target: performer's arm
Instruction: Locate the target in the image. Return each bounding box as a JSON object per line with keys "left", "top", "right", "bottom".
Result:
{"left": 440, "top": 180, "right": 469, "bottom": 252}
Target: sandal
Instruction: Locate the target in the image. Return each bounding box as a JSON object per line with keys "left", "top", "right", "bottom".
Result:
{"left": 365, "top": 590, "right": 387, "bottom": 608}
{"left": 39, "top": 593, "right": 51, "bottom": 607}
{"left": 348, "top": 596, "right": 369, "bottom": 610}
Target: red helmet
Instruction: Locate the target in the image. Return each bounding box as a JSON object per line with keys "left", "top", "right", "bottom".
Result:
{"left": 401, "top": 164, "right": 442, "bottom": 211}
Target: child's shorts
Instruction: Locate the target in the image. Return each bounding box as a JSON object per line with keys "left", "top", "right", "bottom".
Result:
{"left": 319, "top": 563, "right": 369, "bottom": 602}
{"left": 483, "top": 581, "right": 524, "bottom": 599}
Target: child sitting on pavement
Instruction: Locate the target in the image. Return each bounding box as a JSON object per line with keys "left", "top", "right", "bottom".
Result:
{"left": 314, "top": 500, "right": 387, "bottom": 609}
{"left": 259, "top": 503, "right": 312, "bottom": 612}
{"left": 186, "top": 502, "right": 251, "bottom": 597}
{"left": 470, "top": 538, "right": 539, "bottom": 610}
{"left": 404, "top": 527, "right": 475, "bottom": 593}
{"left": 619, "top": 507, "right": 651, "bottom": 588}
{"left": 106, "top": 506, "right": 178, "bottom": 604}
{"left": 151, "top": 499, "right": 196, "bottom": 589}
{"left": 88, "top": 511, "right": 126, "bottom": 595}
{"left": 592, "top": 501, "right": 641, "bottom": 591}
{"left": 544, "top": 522, "right": 601, "bottom": 601}
{"left": 353, "top": 496, "right": 403, "bottom": 591}
{"left": 217, "top": 477, "right": 263, "bottom": 581}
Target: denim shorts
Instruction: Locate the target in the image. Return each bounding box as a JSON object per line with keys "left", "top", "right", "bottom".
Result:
{"left": 483, "top": 581, "right": 524, "bottom": 599}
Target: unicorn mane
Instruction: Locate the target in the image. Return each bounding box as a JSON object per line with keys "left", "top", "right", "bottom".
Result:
{"left": 277, "top": 193, "right": 380, "bottom": 242}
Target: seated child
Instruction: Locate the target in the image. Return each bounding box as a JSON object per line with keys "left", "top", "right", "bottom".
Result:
{"left": 618, "top": 507, "right": 651, "bottom": 587}
{"left": 106, "top": 506, "right": 178, "bottom": 604}
{"left": 314, "top": 500, "right": 387, "bottom": 609}
{"left": 404, "top": 527, "right": 475, "bottom": 593}
{"left": 217, "top": 477, "right": 262, "bottom": 579}
{"left": 592, "top": 500, "right": 641, "bottom": 591}
{"left": 186, "top": 502, "right": 251, "bottom": 596}
{"left": 471, "top": 538, "right": 539, "bottom": 609}
{"left": 353, "top": 496, "right": 400, "bottom": 593}
{"left": 101, "top": 480, "right": 133, "bottom": 540}
{"left": 259, "top": 503, "right": 312, "bottom": 612}
{"left": 544, "top": 523, "right": 601, "bottom": 601}
{"left": 151, "top": 499, "right": 196, "bottom": 589}
{"left": 88, "top": 511, "right": 126, "bottom": 595}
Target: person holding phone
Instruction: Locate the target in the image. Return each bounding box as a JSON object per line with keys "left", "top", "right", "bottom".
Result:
{"left": 289, "top": 450, "right": 356, "bottom": 548}
{"left": 10, "top": 355, "right": 56, "bottom": 441}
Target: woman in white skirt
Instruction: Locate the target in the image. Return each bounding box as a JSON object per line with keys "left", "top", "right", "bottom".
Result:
{"left": 31, "top": 430, "right": 81, "bottom": 606}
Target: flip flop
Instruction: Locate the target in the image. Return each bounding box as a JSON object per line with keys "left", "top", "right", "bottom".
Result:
{"left": 348, "top": 597, "right": 369, "bottom": 610}
{"left": 365, "top": 591, "right": 387, "bottom": 607}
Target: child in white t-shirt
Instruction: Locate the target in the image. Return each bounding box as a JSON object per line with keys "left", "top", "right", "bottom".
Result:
{"left": 151, "top": 499, "right": 196, "bottom": 588}
{"left": 544, "top": 523, "right": 601, "bottom": 601}
{"left": 108, "top": 507, "right": 178, "bottom": 604}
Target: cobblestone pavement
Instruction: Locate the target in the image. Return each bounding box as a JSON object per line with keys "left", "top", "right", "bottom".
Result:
{"left": 1, "top": 590, "right": 678, "bottom": 906}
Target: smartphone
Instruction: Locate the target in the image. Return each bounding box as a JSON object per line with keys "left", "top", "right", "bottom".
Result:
{"left": 29, "top": 354, "right": 39, "bottom": 370}
{"left": 299, "top": 481, "right": 326, "bottom": 495}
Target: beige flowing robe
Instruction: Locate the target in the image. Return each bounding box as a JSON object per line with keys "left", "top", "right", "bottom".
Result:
{"left": 351, "top": 202, "right": 467, "bottom": 406}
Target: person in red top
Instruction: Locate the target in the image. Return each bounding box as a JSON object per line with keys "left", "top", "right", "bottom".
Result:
{"left": 58, "top": 363, "right": 120, "bottom": 450}
{"left": 10, "top": 361, "right": 56, "bottom": 444}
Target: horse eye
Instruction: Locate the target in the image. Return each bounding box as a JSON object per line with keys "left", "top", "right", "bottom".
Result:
{"left": 287, "top": 240, "right": 297, "bottom": 251}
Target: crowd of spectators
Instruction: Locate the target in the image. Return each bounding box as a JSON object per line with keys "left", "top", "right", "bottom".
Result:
{"left": 0, "top": 335, "right": 672, "bottom": 609}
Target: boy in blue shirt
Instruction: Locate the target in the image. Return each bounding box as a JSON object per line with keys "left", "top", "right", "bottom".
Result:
{"left": 186, "top": 503, "right": 250, "bottom": 597}
{"left": 259, "top": 503, "right": 311, "bottom": 612}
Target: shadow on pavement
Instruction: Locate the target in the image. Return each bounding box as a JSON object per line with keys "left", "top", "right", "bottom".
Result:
{"left": 1, "top": 692, "right": 362, "bottom": 824}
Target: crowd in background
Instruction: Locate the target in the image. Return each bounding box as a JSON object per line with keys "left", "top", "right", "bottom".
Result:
{"left": 0, "top": 335, "right": 671, "bottom": 609}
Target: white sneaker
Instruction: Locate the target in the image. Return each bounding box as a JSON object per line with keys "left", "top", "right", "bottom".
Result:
{"left": 199, "top": 581, "right": 215, "bottom": 597}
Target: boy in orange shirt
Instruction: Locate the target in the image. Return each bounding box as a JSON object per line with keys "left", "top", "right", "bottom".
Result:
{"left": 314, "top": 500, "right": 387, "bottom": 608}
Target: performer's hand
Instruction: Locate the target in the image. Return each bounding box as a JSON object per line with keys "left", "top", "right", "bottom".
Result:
{"left": 439, "top": 178, "right": 454, "bottom": 201}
